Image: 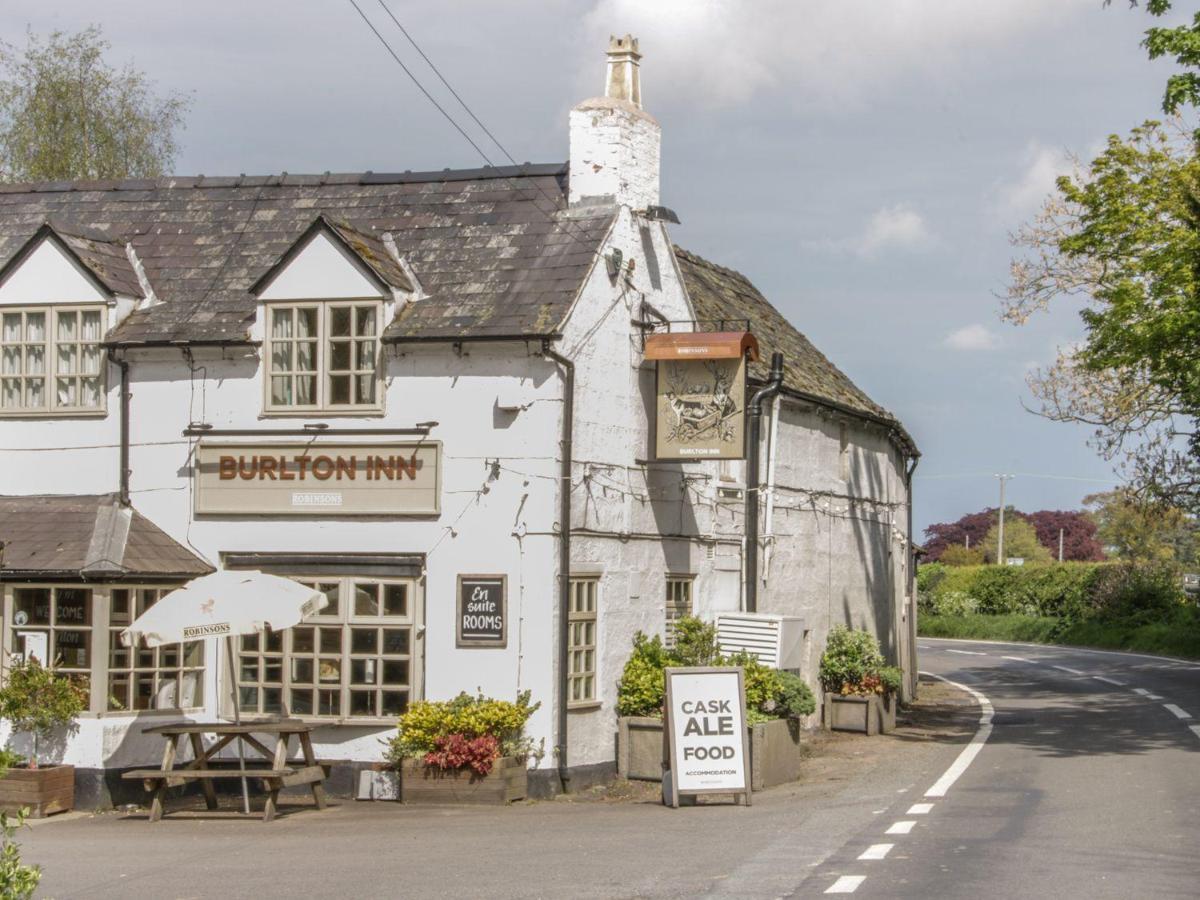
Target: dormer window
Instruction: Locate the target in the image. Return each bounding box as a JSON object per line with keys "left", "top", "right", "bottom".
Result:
{"left": 253, "top": 215, "right": 413, "bottom": 416}
{"left": 267, "top": 301, "right": 379, "bottom": 410}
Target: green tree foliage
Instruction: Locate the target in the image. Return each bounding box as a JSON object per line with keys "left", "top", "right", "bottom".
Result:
{"left": 0, "top": 661, "right": 86, "bottom": 767}
{"left": 938, "top": 544, "right": 985, "bottom": 567}
{"left": 980, "top": 518, "right": 1052, "bottom": 565}
{"left": 1116, "top": 1, "right": 1200, "bottom": 122}
{"left": 0, "top": 26, "right": 190, "bottom": 182}
{"left": 0, "top": 811, "right": 40, "bottom": 900}
{"left": 1085, "top": 489, "right": 1200, "bottom": 563}
{"left": 1005, "top": 120, "right": 1200, "bottom": 510}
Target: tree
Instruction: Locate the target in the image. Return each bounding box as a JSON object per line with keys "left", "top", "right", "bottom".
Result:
{"left": 922, "top": 508, "right": 1006, "bottom": 562}
{"left": 1116, "top": 1, "right": 1200, "bottom": 125}
{"left": 0, "top": 26, "right": 190, "bottom": 182}
{"left": 1085, "top": 489, "right": 1200, "bottom": 564}
{"left": 1004, "top": 119, "right": 1200, "bottom": 511}
{"left": 938, "top": 544, "right": 985, "bottom": 567}
{"left": 1025, "top": 509, "right": 1106, "bottom": 562}
{"left": 980, "top": 518, "right": 1052, "bottom": 565}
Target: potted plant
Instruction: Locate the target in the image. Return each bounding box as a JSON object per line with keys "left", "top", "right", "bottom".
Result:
{"left": 818, "top": 626, "right": 902, "bottom": 735}
{"left": 385, "top": 691, "right": 541, "bottom": 805}
{"left": 615, "top": 617, "right": 817, "bottom": 790}
{"left": 0, "top": 660, "right": 86, "bottom": 817}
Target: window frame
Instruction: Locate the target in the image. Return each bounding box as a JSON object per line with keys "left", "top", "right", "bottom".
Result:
{"left": 0, "top": 303, "right": 108, "bottom": 417}
{"left": 107, "top": 587, "right": 206, "bottom": 714}
{"left": 567, "top": 576, "right": 599, "bottom": 710}
{"left": 233, "top": 575, "right": 421, "bottom": 725}
{"left": 664, "top": 575, "right": 694, "bottom": 650}
{"left": 262, "top": 299, "right": 384, "bottom": 416}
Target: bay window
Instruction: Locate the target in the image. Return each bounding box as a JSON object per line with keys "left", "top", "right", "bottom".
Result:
{"left": 0, "top": 305, "right": 105, "bottom": 414}
{"left": 265, "top": 302, "right": 381, "bottom": 412}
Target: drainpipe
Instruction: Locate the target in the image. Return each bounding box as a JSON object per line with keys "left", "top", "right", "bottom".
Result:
{"left": 541, "top": 341, "right": 575, "bottom": 794}
{"left": 107, "top": 348, "right": 131, "bottom": 506}
{"left": 905, "top": 454, "right": 919, "bottom": 699}
{"left": 745, "top": 352, "right": 784, "bottom": 613}
{"left": 761, "top": 393, "right": 782, "bottom": 582}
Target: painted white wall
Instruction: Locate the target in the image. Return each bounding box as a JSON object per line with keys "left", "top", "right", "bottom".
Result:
{"left": 0, "top": 238, "right": 109, "bottom": 305}
{"left": 257, "top": 231, "right": 386, "bottom": 301}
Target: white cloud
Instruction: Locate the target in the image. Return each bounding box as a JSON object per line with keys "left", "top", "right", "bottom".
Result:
{"left": 993, "top": 141, "right": 1074, "bottom": 218}
{"left": 944, "top": 324, "right": 1001, "bottom": 351}
{"left": 582, "top": 0, "right": 1093, "bottom": 108}
{"left": 859, "top": 205, "right": 933, "bottom": 256}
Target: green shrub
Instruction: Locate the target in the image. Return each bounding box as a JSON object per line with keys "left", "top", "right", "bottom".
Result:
{"left": 776, "top": 670, "right": 816, "bottom": 718}
{"left": 818, "top": 625, "right": 900, "bottom": 696}
{"left": 0, "top": 810, "right": 39, "bottom": 900}
{"left": 0, "top": 750, "right": 23, "bottom": 780}
{"left": 927, "top": 590, "right": 978, "bottom": 617}
{"left": 386, "top": 691, "right": 540, "bottom": 768}
{"left": 0, "top": 660, "right": 86, "bottom": 767}
{"left": 916, "top": 562, "right": 947, "bottom": 595}
{"left": 1085, "top": 561, "right": 1182, "bottom": 622}
{"left": 672, "top": 617, "right": 722, "bottom": 667}
{"left": 616, "top": 632, "right": 670, "bottom": 717}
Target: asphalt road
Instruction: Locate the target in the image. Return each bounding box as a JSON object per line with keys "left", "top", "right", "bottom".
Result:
{"left": 22, "top": 640, "right": 1200, "bottom": 898}
{"left": 809, "top": 638, "right": 1200, "bottom": 898}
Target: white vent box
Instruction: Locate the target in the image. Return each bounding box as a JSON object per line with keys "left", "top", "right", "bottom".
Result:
{"left": 716, "top": 613, "right": 806, "bottom": 669}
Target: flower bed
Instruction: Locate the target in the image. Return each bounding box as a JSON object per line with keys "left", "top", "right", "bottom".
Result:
{"left": 818, "top": 626, "right": 902, "bottom": 735}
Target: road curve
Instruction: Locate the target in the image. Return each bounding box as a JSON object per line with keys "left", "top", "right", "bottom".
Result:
{"left": 806, "top": 638, "right": 1200, "bottom": 898}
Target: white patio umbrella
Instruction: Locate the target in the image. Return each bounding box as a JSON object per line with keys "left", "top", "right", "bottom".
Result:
{"left": 121, "top": 570, "right": 328, "bottom": 815}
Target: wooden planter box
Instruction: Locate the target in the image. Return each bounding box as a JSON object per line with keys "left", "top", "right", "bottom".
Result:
{"left": 399, "top": 756, "right": 526, "bottom": 805}
{"left": 823, "top": 693, "right": 896, "bottom": 735}
{"left": 617, "top": 716, "right": 806, "bottom": 791}
{"left": 0, "top": 765, "right": 74, "bottom": 818}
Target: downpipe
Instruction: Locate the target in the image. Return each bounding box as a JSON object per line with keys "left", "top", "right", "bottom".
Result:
{"left": 745, "top": 352, "right": 785, "bottom": 613}
{"left": 542, "top": 341, "right": 575, "bottom": 794}
{"left": 107, "top": 348, "right": 131, "bottom": 506}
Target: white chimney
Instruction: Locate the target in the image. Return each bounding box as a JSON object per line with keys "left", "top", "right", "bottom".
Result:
{"left": 569, "top": 34, "right": 661, "bottom": 210}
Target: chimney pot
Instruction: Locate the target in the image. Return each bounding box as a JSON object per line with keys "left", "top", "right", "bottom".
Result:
{"left": 605, "top": 34, "right": 642, "bottom": 108}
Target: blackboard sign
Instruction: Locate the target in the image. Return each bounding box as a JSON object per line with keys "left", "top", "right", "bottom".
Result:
{"left": 456, "top": 575, "right": 507, "bottom": 648}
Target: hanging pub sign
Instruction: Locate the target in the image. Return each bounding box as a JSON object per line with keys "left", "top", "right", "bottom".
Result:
{"left": 194, "top": 441, "right": 441, "bottom": 516}
{"left": 456, "top": 575, "right": 507, "bottom": 648}
{"left": 646, "top": 332, "right": 759, "bottom": 461}
{"left": 663, "top": 666, "right": 752, "bottom": 807}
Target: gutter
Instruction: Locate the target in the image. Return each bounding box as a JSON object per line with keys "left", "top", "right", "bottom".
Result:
{"left": 745, "top": 352, "right": 785, "bottom": 613}
{"left": 541, "top": 339, "right": 575, "bottom": 795}
{"left": 107, "top": 348, "right": 131, "bottom": 506}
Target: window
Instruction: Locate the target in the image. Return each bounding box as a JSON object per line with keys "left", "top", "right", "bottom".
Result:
{"left": 0, "top": 305, "right": 105, "bottom": 413}
{"left": 10, "top": 586, "right": 93, "bottom": 703}
{"left": 665, "top": 576, "right": 693, "bottom": 650}
{"left": 265, "top": 302, "right": 380, "bottom": 412}
{"left": 237, "top": 578, "right": 415, "bottom": 720}
{"left": 108, "top": 589, "right": 205, "bottom": 711}
{"left": 567, "top": 577, "right": 598, "bottom": 707}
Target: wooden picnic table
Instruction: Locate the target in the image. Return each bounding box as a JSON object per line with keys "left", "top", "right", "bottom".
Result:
{"left": 122, "top": 720, "right": 327, "bottom": 822}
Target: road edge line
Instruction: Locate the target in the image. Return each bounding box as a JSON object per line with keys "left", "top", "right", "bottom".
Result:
{"left": 920, "top": 671, "right": 994, "bottom": 799}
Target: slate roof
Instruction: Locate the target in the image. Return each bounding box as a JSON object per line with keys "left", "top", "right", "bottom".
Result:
{"left": 0, "top": 222, "right": 144, "bottom": 299}
{"left": 0, "top": 494, "right": 213, "bottom": 580}
{"left": 0, "top": 165, "right": 612, "bottom": 345}
{"left": 674, "top": 248, "right": 917, "bottom": 452}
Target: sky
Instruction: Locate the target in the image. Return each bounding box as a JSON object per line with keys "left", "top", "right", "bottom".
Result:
{"left": 2, "top": 0, "right": 1185, "bottom": 535}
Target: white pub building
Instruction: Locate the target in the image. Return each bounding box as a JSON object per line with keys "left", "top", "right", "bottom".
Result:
{"left": 0, "top": 37, "right": 918, "bottom": 805}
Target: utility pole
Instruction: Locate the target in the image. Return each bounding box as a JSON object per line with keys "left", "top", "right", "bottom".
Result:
{"left": 994, "top": 474, "right": 1013, "bottom": 565}
{"left": 1058, "top": 528, "right": 1064, "bottom": 563}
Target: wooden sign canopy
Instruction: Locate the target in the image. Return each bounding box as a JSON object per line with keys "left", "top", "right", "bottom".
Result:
{"left": 644, "top": 331, "right": 760, "bottom": 362}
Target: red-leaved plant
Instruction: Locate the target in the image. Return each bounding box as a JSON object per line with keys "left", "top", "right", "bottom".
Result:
{"left": 423, "top": 733, "right": 500, "bottom": 776}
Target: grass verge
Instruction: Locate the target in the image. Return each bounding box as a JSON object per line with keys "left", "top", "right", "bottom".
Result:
{"left": 918, "top": 609, "right": 1200, "bottom": 660}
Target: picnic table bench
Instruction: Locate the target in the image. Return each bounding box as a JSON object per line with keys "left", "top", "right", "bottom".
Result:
{"left": 123, "top": 721, "right": 327, "bottom": 822}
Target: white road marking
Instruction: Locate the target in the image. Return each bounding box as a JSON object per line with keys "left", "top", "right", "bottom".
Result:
{"left": 826, "top": 875, "right": 866, "bottom": 894}
{"left": 1134, "top": 688, "right": 1164, "bottom": 700}
{"left": 858, "top": 844, "right": 893, "bottom": 861}
{"left": 1052, "top": 665, "right": 1084, "bottom": 676}
{"left": 919, "top": 637, "right": 1194, "bottom": 665}
{"left": 907, "top": 803, "right": 933, "bottom": 815}
{"left": 1093, "top": 676, "right": 1126, "bottom": 686}
{"left": 921, "top": 672, "right": 994, "bottom": 798}
{"left": 1001, "top": 655, "right": 1033, "bottom": 663}
{"left": 886, "top": 821, "right": 916, "bottom": 835}
{"left": 946, "top": 649, "right": 987, "bottom": 656}
{"left": 1190, "top": 725, "right": 1200, "bottom": 740}
{"left": 1163, "top": 704, "right": 1192, "bottom": 719}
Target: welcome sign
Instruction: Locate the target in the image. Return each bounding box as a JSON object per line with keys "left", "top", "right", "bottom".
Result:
{"left": 664, "top": 666, "right": 751, "bottom": 806}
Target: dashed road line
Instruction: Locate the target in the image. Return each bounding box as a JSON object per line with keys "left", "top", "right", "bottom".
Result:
{"left": 825, "top": 875, "right": 866, "bottom": 894}
{"left": 1190, "top": 725, "right": 1200, "bottom": 740}
{"left": 906, "top": 803, "right": 933, "bottom": 815}
{"left": 1134, "top": 688, "right": 1164, "bottom": 700}
{"left": 922, "top": 672, "right": 995, "bottom": 798}
{"left": 1001, "top": 655, "right": 1033, "bottom": 663}
{"left": 857, "top": 844, "right": 893, "bottom": 861}
{"left": 1163, "top": 704, "right": 1192, "bottom": 719}
{"left": 1052, "top": 665, "right": 1085, "bottom": 676}
{"left": 885, "top": 820, "right": 916, "bottom": 835}
{"left": 1093, "top": 676, "right": 1126, "bottom": 686}
{"left": 946, "top": 649, "right": 987, "bottom": 656}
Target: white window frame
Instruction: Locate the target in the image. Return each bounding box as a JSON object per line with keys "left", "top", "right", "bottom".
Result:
{"left": 567, "top": 576, "right": 599, "bottom": 709}
{"left": 262, "top": 300, "right": 384, "bottom": 415}
{"left": 107, "top": 587, "right": 206, "bottom": 714}
{"left": 0, "top": 303, "right": 107, "bottom": 416}
{"left": 665, "top": 575, "right": 694, "bottom": 650}
{"left": 234, "top": 575, "right": 420, "bottom": 724}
